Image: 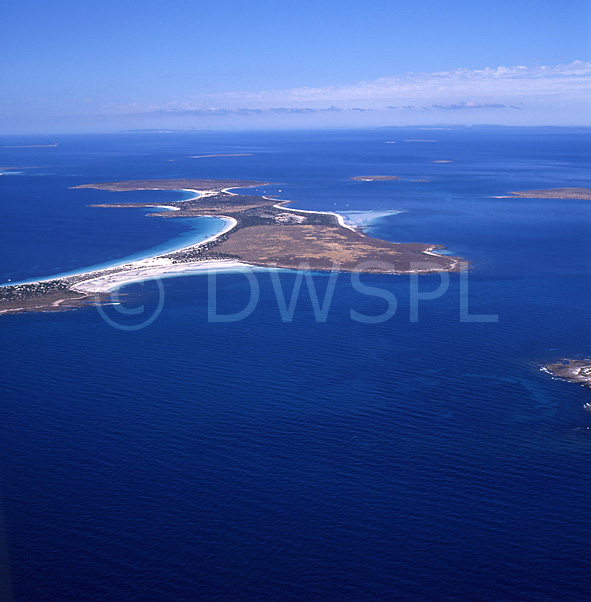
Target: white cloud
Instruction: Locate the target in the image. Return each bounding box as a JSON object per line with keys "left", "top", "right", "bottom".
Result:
{"left": 113, "top": 61, "right": 591, "bottom": 126}
{"left": 228, "top": 61, "right": 591, "bottom": 105}
{"left": 431, "top": 101, "right": 517, "bottom": 110}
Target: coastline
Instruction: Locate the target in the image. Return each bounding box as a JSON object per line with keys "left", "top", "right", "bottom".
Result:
{"left": 0, "top": 194, "right": 362, "bottom": 295}
{"left": 278, "top": 204, "right": 359, "bottom": 233}
{"left": 71, "top": 259, "right": 257, "bottom": 293}
{"left": 69, "top": 217, "right": 239, "bottom": 293}
{"left": 2, "top": 200, "right": 234, "bottom": 288}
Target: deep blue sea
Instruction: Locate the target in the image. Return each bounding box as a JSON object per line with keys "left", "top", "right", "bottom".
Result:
{"left": 1, "top": 128, "right": 590, "bottom": 601}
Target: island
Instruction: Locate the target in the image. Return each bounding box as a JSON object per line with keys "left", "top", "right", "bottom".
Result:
{"left": 190, "top": 153, "right": 253, "bottom": 159}
{"left": 350, "top": 176, "right": 400, "bottom": 182}
{"left": 2, "top": 143, "right": 58, "bottom": 149}
{"left": 507, "top": 188, "right": 591, "bottom": 200}
{"left": 544, "top": 359, "right": 591, "bottom": 388}
{"left": 0, "top": 179, "right": 464, "bottom": 315}
{"left": 0, "top": 166, "right": 41, "bottom": 170}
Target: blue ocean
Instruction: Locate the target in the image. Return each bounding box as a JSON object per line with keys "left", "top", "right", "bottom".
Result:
{"left": 1, "top": 128, "right": 590, "bottom": 601}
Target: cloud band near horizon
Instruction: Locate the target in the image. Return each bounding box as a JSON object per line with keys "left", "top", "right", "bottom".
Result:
{"left": 117, "top": 61, "right": 589, "bottom": 120}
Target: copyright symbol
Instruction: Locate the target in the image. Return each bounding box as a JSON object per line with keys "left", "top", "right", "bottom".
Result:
{"left": 94, "top": 278, "right": 165, "bottom": 331}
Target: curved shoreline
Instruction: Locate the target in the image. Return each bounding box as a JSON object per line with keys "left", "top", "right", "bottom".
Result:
{"left": 69, "top": 217, "right": 239, "bottom": 293}
{"left": 71, "top": 259, "right": 256, "bottom": 293}
{"left": 2, "top": 202, "right": 234, "bottom": 288}
{"left": 272, "top": 202, "right": 358, "bottom": 233}
{"left": 220, "top": 185, "right": 360, "bottom": 233}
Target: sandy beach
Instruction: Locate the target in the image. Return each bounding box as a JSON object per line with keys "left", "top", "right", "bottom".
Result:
{"left": 67, "top": 211, "right": 241, "bottom": 294}
{"left": 220, "top": 184, "right": 361, "bottom": 233}
{"left": 71, "top": 259, "right": 257, "bottom": 293}
{"left": 4, "top": 215, "right": 238, "bottom": 290}
{"left": 269, "top": 201, "right": 358, "bottom": 232}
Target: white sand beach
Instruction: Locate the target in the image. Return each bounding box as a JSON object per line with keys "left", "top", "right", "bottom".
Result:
{"left": 5, "top": 215, "right": 239, "bottom": 291}
{"left": 71, "top": 259, "right": 257, "bottom": 293}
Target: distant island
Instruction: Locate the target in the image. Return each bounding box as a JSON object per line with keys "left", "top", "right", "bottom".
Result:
{"left": 2, "top": 143, "right": 58, "bottom": 149}
{"left": 507, "top": 188, "right": 591, "bottom": 200}
{"left": 350, "top": 175, "right": 400, "bottom": 182}
{"left": 0, "top": 166, "right": 41, "bottom": 170}
{"left": 190, "top": 153, "right": 253, "bottom": 159}
{"left": 0, "top": 179, "right": 464, "bottom": 315}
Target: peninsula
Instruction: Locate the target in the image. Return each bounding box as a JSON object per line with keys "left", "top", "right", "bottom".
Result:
{"left": 0, "top": 179, "right": 464, "bottom": 315}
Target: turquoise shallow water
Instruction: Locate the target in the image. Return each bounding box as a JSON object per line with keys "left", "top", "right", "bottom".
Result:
{"left": 1, "top": 128, "right": 591, "bottom": 602}
{"left": 2, "top": 211, "right": 228, "bottom": 286}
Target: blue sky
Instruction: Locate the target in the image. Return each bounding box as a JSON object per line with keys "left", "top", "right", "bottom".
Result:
{"left": 1, "top": 0, "right": 590, "bottom": 133}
